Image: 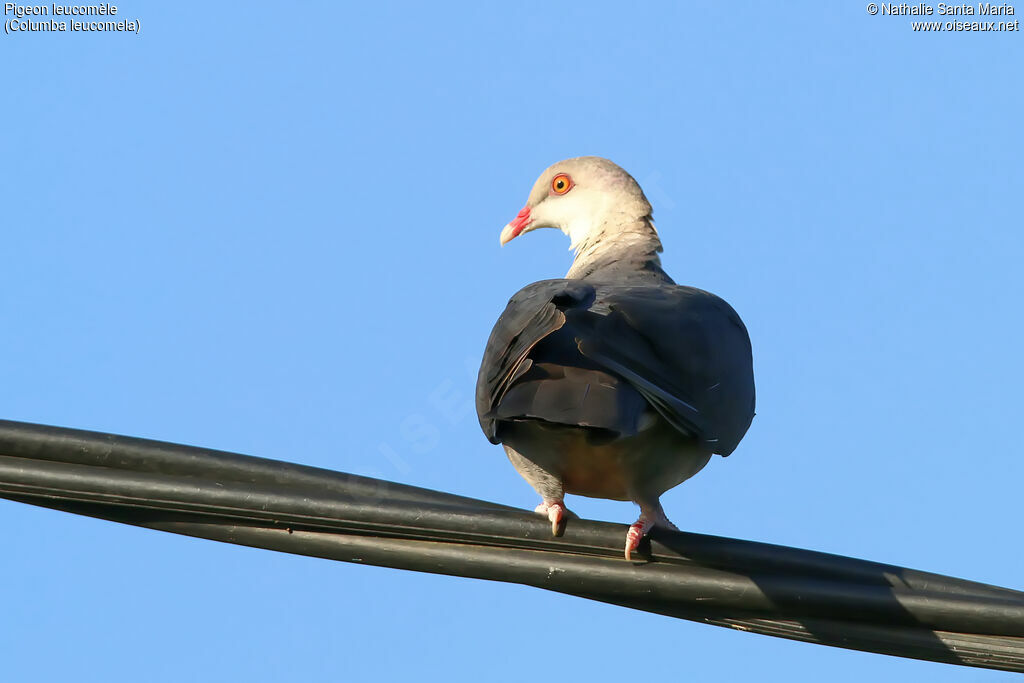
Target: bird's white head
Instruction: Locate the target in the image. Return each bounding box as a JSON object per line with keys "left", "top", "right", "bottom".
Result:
{"left": 499, "top": 156, "right": 656, "bottom": 253}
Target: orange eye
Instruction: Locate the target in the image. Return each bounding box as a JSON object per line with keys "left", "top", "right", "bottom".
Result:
{"left": 551, "top": 173, "right": 573, "bottom": 195}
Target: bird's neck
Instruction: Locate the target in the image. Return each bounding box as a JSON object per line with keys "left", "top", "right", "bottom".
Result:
{"left": 566, "top": 216, "right": 673, "bottom": 284}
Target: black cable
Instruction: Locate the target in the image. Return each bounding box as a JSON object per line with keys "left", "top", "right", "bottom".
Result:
{"left": 1, "top": 419, "right": 1021, "bottom": 672}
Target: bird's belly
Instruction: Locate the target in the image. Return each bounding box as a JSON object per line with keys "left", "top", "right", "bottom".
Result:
{"left": 559, "top": 438, "right": 633, "bottom": 499}
{"left": 502, "top": 418, "right": 712, "bottom": 501}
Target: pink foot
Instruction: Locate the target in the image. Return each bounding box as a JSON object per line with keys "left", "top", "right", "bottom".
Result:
{"left": 535, "top": 500, "right": 570, "bottom": 537}
{"left": 624, "top": 507, "right": 678, "bottom": 561}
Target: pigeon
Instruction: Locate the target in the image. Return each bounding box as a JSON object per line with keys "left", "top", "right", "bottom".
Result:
{"left": 476, "top": 156, "right": 755, "bottom": 560}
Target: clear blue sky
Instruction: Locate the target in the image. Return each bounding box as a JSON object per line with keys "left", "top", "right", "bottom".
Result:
{"left": 3, "top": 3, "right": 1021, "bottom": 681}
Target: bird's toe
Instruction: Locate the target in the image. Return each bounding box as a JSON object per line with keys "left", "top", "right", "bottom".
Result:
{"left": 624, "top": 505, "right": 676, "bottom": 560}
{"left": 534, "top": 500, "right": 570, "bottom": 537}
{"left": 624, "top": 519, "right": 652, "bottom": 561}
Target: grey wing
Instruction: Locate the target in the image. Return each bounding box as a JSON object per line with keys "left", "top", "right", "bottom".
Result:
{"left": 476, "top": 281, "right": 755, "bottom": 456}
{"left": 570, "top": 285, "right": 755, "bottom": 455}
{"left": 475, "top": 280, "right": 595, "bottom": 443}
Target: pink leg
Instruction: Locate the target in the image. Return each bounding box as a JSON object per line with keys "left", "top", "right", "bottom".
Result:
{"left": 625, "top": 501, "right": 677, "bottom": 561}
{"left": 535, "top": 499, "right": 571, "bottom": 537}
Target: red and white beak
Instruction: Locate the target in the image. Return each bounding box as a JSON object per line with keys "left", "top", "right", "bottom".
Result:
{"left": 499, "top": 206, "right": 532, "bottom": 246}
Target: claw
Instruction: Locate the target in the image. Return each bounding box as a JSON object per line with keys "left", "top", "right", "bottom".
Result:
{"left": 624, "top": 504, "right": 677, "bottom": 561}
{"left": 535, "top": 500, "right": 569, "bottom": 537}
{"left": 624, "top": 519, "right": 651, "bottom": 561}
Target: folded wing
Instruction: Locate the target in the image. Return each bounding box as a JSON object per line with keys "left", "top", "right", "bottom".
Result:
{"left": 476, "top": 280, "right": 755, "bottom": 456}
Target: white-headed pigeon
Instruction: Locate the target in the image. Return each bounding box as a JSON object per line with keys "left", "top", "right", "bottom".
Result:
{"left": 476, "top": 157, "right": 755, "bottom": 560}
